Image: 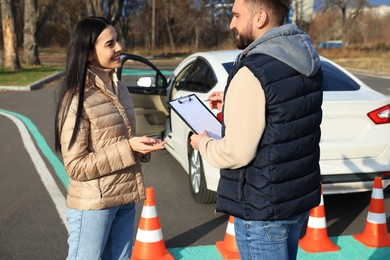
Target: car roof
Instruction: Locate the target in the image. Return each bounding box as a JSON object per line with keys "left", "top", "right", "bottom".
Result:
{"left": 190, "top": 50, "right": 242, "bottom": 64}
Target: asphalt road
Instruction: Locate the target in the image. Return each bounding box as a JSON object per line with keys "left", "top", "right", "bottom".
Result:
{"left": 354, "top": 72, "right": 390, "bottom": 96}
{"left": 0, "top": 72, "right": 389, "bottom": 259}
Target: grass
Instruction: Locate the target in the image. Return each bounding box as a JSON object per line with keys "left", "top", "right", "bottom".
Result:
{"left": 318, "top": 49, "right": 390, "bottom": 74}
{"left": 0, "top": 65, "right": 64, "bottom": 86}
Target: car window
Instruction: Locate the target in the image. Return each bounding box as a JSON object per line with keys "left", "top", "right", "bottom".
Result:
{"left": 181, "top": 58, "right": 217, "bottom": 93}
{"left": 222, "top": 62, "right": 234, "bottom": 74}
{"left": 222, "top": 60, "right": 360, "bottom": 92}
{"left": 172, "top": 63, "right": 193, "bottom": 93}
{"left": 120, "top": 60, "right": 166, "bottom": 90}
{"left": 321, "top": 60, "right": 360, "bottom": 91}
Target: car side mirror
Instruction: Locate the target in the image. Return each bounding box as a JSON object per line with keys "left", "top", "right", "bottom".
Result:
{"left": 137, "top": 77, "right": 155, "bottom": 87}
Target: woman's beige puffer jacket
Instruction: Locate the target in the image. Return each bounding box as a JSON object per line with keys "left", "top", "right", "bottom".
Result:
{"left": 60, "top": 69, "right": 145, "bottom": 210}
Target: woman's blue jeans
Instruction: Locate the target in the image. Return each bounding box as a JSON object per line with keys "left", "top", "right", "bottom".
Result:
{"left": 66, "top": 203, "right": 136, "bottom": 260}
{"left": 234, "top": 211, "right": 309, "bottom": 260}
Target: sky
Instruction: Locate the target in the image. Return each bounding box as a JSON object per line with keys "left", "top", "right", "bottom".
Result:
{"left": 369, "top": 0, "right": 390, "bottom": 6}
{"left": 314, "top": 0, "right": 390, "bottom": 11}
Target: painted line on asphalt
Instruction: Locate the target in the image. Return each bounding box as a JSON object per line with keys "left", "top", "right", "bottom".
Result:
{"left": 2, "top": 111, "right": 390, "bottom": 259}
{"left": 122, "top": 69, "right": 173, "bottom": 76}
{"left": 0, "top": 109, "right": 68, "bottom": 230}
{"left": 0, "top": 109, "right": 69, "bottom": 188}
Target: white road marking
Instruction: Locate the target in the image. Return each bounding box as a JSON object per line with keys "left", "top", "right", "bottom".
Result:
{"left": 0, "top": 111, "right": 68, "bottom": 231}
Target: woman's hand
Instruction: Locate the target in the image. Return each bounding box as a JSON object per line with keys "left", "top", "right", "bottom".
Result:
{"left": 129, "top": 136, "right": 166, "bottom": 154}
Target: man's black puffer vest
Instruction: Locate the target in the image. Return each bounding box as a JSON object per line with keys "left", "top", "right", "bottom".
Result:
{"left": 217, "top": 53, "right": 323, "bottom": 220}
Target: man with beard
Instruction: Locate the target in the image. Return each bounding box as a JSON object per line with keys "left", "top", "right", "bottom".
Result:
{"left": 190, "top": 0, "right": 323, "bottom": 259}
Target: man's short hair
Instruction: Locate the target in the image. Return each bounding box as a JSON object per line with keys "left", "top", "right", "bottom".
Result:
{"left": 245, "top": 0, "right": 291, "bottom": 25}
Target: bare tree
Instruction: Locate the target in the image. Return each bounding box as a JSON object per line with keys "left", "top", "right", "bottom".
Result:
{"left": 309, "top": 11, "right": 339, "bottom": 44}
{"left": 24, "top": 0, "right": 40, "bottom": 65}
{"left": 1, "top": 0, "right": 21, "bottom": 70}
{"left": 192, "top": 0, "right": 207, "bottom": 50}
{"left": 162, "top": 0, "right": 175, "bottom": 50}
{"left": 9, "top": 0, "right": 387, "bottom": 55}
{"left": 60, "top": 0, "right": 86, "bottom": 38}
{"left": 202, "top": 1, "right": 234, "bottom": 48}
{"left": 151, "top": 0, "right": 155, "bottom": 50}
{"left": 113, "top": 0, "right": 145, "bottom": 50}
{"left": 85, "top": 0, "right": 122, "bottom": 25}
{"left": 11, "top": 0, "right": 235, "bottom": 53}
{"left": 322, "top": 0, "right": 368, "bottom": 45}
{"left": 86, "top": 0, "right": 103, "bottom": 17}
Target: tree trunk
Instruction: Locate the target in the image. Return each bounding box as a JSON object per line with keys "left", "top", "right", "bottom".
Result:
{"left": 163, "top": 0, "right": 175, "bottom": 50}
{"left": 193, "top": 25, "right": 200, "bottom": 50}
{"left": 151, "top": 0, "right": 155, "bottom": 51}
{"left": 24, "top": 0, "right": 41, "bottom": 66}
{"left": 1, "top": 0, "right": 21, "bottom": 70}
{"left": 86, "top": 0, "right": 104, "bottom": 17}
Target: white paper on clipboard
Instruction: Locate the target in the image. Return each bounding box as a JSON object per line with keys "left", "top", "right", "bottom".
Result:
{"left": 169, "top": 94, "right": 222, "bottom": 140}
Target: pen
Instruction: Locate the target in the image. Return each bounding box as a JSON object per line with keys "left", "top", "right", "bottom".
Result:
{"left": 205, "top": 93, "right": 223, "bottom": 102}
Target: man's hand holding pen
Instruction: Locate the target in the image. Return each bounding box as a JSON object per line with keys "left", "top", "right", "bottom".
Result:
{"left": 191, "top": 91, "right": 224, "bottom": 151}
{"left": 206, "top": 91, "right": 224, "bottom": 111}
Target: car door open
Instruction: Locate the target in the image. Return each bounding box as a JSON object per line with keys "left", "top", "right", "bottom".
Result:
{"left": 117, "top": 53, "right": 169, "bottom": 138}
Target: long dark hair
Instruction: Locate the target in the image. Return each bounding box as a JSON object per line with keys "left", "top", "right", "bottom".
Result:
{"left": 54, "top": 16, "right": 110, "bottom": 152}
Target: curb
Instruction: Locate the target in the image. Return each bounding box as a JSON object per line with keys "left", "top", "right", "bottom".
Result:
{"left": 0, "top": 70, "right": 64, "bottom": 91}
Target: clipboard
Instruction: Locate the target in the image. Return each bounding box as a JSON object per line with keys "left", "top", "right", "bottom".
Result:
{"left": 169, "top": 94, "right": 222, "bottom": 140}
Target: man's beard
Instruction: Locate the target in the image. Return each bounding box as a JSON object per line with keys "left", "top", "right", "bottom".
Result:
{"left": 235, "top": 23, "right": 255, "bottom": 50}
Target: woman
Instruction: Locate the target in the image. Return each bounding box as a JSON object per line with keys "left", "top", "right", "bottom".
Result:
{"left": 54, "top": 16, "right": 166, "bottom": 260}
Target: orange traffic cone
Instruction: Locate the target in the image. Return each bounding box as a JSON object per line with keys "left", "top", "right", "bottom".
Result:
{"left": 299, "top": 186, "right": 340, "bottom": 253}
{"left": 353, "top": 176, "right": 390, "bottom": 247}
{"left": 131, "top": 187, "right": 174, "bottom": 260}
{"left": 215, "top": 216, "right": 240, "bottom": 259}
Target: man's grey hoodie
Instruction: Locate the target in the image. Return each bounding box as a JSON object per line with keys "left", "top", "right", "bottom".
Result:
{"left": 236, "top": 24, "right": 321, "bottom": 77}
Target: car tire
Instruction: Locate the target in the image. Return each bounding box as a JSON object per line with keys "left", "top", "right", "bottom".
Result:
{"left": 189, "top": 149, "right": 217, "bottom": 203}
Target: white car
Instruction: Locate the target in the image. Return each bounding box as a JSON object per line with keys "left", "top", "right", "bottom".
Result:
{"left": 119, "top": 50, "right": 390, "bottom": 203}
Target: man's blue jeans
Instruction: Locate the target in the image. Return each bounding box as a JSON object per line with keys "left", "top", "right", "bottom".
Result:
{"left": 66, "top": 203, "right": 136, "bottom": 260}
{"left": 234, "top": 211, "right": 309, "bottom": 260}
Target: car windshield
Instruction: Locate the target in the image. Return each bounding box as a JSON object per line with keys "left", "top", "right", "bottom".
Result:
{"left": 222, "top": 60, "right": 360, "bottom": 92}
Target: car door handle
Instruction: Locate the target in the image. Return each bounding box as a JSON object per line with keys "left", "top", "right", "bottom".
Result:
{"left": 143, "top": 89, "right": 155, "bottom": 94}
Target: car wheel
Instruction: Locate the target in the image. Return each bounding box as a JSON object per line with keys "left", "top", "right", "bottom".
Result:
{"left": 189, "top": 149, "right": 217, "bottom": 203}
